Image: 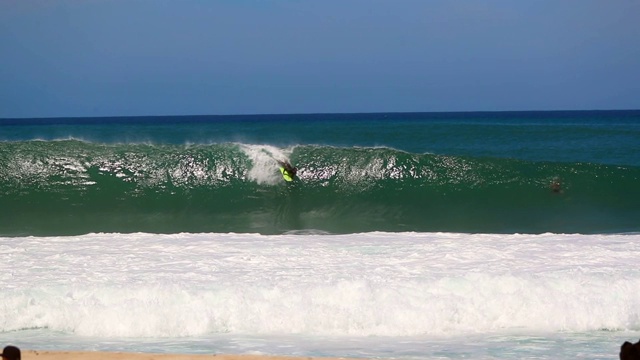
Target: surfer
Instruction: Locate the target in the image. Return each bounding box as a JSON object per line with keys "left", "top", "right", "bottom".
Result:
{"left": 550, "top": 178, "right": 562, "bottom": 194}
{"left": 277, "top": 160, "right": 298, "bottom": 181}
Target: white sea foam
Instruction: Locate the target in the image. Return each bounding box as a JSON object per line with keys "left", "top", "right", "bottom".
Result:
{"left": 239, "top": 144, "right": 292, "bottom": 184}
{"left": 2, "top": 232, "right": 640, "bottom": 341}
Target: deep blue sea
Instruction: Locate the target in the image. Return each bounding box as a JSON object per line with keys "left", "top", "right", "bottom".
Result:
{"left": 2, "top": 111, "right": 640, "bottom": 360}
{"left": 1, "top": 110, "right": 639, "bottom": 236}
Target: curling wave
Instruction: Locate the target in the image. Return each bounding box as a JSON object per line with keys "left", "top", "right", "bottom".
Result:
{"left": 1, "top": 140, "right": 639, "bottom": 235}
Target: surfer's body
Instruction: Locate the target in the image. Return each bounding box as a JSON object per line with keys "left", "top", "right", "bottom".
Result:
{"left": 277, "top": 160, "right": 297, "bottom": 182}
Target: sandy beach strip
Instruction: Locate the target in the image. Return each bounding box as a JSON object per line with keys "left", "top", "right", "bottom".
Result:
{"left": 24, "top": 350, "right": 358, "bottom": 360}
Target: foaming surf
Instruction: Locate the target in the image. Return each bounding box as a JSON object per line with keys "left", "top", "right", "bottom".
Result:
{"left": 1, "top": 231, "right": 639, "bottom": 359}
{"left": 239, "top": 143, "right": 293, "bottom": 185}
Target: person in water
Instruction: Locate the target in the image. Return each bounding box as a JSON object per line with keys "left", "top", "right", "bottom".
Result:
{"left": 550, "top": 177, "right": 562, "bottom": 194}
{"left": 277, "top": 160, "right": 297, "bottom": 179}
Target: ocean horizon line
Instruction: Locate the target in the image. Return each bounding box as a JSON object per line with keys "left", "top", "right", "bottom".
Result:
{"left": 2, "top": 108, "right": 640, "bottom": 122}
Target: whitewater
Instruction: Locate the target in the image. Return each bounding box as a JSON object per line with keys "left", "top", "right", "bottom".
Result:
{"left": 2, "top": 231, "right": 640, "bottom": 358}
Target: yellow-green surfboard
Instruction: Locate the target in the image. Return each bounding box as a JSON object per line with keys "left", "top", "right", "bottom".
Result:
{"left": 279, "top": 167, "right": 294, "bottom": 182}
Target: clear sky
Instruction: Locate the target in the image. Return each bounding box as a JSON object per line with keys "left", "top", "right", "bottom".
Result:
{"left": 1, "top": 0, "right": 639, "bottom": 118}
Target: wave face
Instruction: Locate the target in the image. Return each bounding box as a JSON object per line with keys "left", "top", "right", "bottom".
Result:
{"left": 1, "top": 140, "right": 639, "bottom": 235}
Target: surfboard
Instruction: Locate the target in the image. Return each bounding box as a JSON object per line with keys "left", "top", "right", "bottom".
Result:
{"left": 279, "top": 167, "right": 294, "bottom": 182}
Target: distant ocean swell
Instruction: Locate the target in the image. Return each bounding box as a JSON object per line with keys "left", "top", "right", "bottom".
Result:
{"left": 2, "top": 140, "right": 639, "bottom": 236}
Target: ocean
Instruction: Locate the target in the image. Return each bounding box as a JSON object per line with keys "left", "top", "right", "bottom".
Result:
{"left": 1, "top": 110, "right": 639, "bottom": 359}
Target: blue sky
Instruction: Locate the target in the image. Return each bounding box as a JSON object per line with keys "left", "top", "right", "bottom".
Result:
{"left": 1, "top": 0, "right": 639, "bottom": 118}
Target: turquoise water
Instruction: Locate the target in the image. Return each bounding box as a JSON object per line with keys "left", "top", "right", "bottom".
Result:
{"left": 1, "top": 111, "right": 639, "bottom": 235}
{"left": 2, "top": 112, "right": 640, "bottom": 360}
